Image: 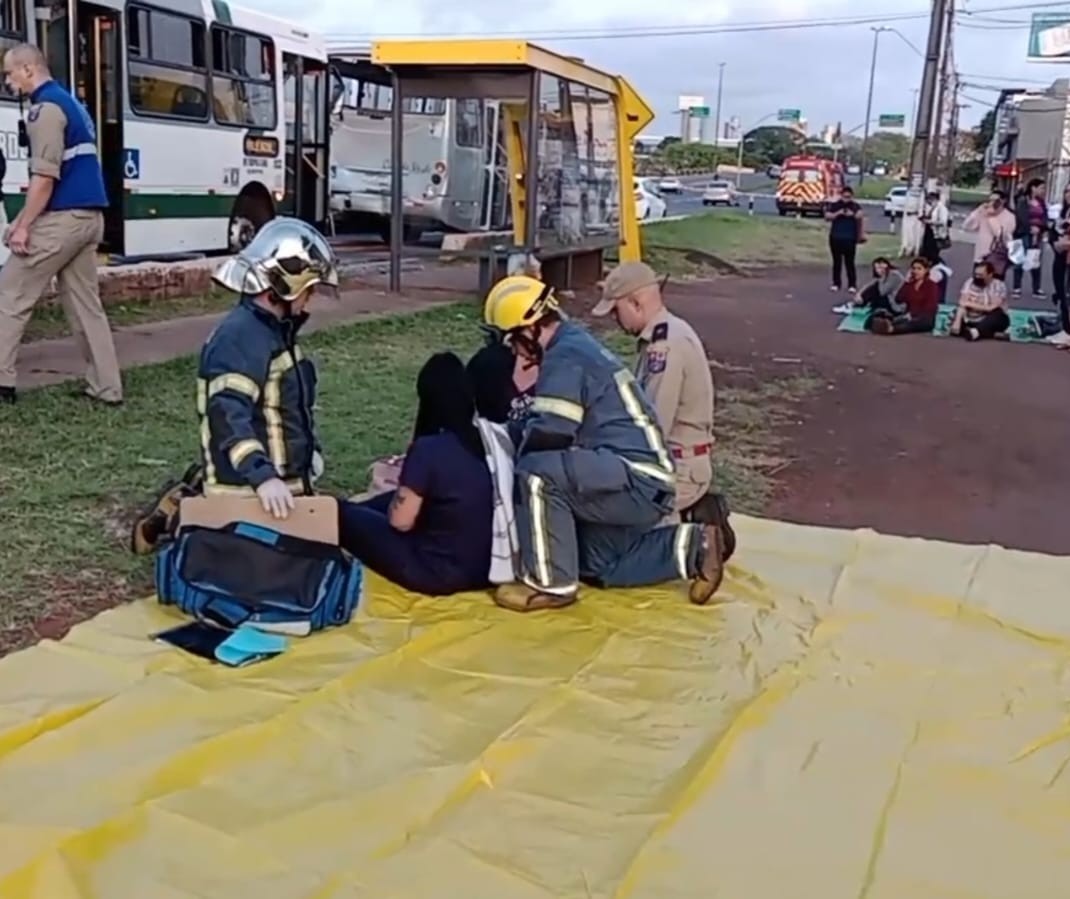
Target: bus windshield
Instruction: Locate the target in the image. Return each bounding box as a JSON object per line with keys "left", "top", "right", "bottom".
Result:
{"left": 331, "top": 74, "right": 446, "bottom": 116}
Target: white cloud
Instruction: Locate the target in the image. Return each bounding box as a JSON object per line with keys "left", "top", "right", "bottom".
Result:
{"left": 246, "top": 0, "right": 1060, "bottom": 135}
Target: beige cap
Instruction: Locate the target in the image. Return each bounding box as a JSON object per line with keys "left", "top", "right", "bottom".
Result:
{"left": 591, "top": 261, "right": 659, "bottom": 317}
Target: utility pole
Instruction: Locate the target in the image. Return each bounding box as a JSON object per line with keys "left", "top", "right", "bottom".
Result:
{"left": 713, "top": 63, "right": 725, "bottom": 149}
{"left": 909, "top": 88, "right": 920, "bottom": 135}
{"left": 928, "top": 2, "right": 954, "bottom": 183}
{"left": 859, "top": 27, "right": 885, "bottom": 186}
{"left": 907, "top": 0, "right": 952, "bottom": 195}
{"left": 945, "top": 87, "right": 965, "bottom": 186}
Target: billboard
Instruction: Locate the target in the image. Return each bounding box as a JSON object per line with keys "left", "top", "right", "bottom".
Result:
{"left": 678, "top": 94, "right": 704, "bottom": 111}
{"left": 1028, "top": 12, "right": 1070, "bottom": 61}
{"left": 879, "top": 114, "right": 906, "bottom": 128}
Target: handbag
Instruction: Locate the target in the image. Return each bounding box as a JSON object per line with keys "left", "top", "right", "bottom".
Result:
{"left": 984, "top": 230, "right": 1010, "bottom": 278}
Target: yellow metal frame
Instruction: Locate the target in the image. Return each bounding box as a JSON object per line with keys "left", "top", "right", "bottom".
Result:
{"left": 501, "top": 103, "right": 528, "bottom": 245}
{"left": 371, "top": 39, "right": 655, "bottom": 263}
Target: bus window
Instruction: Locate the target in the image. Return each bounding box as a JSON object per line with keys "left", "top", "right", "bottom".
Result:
{"left": 801, "top": 170, "right": 822, "bottom": 183}
{"left": 126, "top": 4, "right": 208, "bottom": 120}
{"left": 455, "top": 99, "right": 481, "bottom": 148}
{"left": 211, "top": 26, "right": 275, "bottom": 129}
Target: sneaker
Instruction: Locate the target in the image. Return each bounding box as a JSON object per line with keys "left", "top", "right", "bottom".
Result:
{"left": 494, "top": 582, "right": 578, "bottom": 613}
{"left": 832, "top": 303, "right": 853, "bottom": 314}
{"left": 847, "top": 287, "right": 857, "bottom": 296}
{"left": 1034, "top": 291, "right": 1046, "bottom": 300}
{"left": 1046, "top": 330, "right": 1070, "bottom": 347}
{"left": 1013, "top": 288, "right": 1022, "bottom": 298}
{"left": 829, "top": 285, "right": 840, "bottom": 292}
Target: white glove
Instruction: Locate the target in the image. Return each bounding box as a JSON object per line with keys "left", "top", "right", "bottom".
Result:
{"left": 256, "top": 477, "right": 295, "bottom": 519}
{"left": 311, "top": 450, "right": 325, "bottom": 481}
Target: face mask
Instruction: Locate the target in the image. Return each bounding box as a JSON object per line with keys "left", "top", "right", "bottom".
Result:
{"left": 972, "top": 276, "right": 986, "bottom": 288}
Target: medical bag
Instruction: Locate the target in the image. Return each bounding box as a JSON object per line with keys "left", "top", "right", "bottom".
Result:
{"left": 155, "top": 521, "right": 363, "bottom": 633}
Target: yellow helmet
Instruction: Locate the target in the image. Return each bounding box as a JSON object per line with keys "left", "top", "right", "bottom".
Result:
{"left": 483, "top": 275, "right": 559, "bottom": 332}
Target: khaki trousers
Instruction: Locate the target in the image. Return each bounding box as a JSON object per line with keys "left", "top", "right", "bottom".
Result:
{"left": 0, "top": 209, "right": 122, "bottom": 401}
{"left": 660, "top": 454, "right": 714, "bottom": 525}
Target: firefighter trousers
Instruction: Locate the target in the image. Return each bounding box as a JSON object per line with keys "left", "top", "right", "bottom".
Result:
{"left": 515, "top": 447, "right": 704, "bottom": 593}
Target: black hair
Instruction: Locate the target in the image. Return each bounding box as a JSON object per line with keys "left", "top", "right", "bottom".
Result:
{"left": 871, "top": 256, "right": 894, "bottom": 275}
{"left": 413, "top": 352, "right": 484, "bottom": 459}
{"left": 466, "top": 342, "right": 516, "bottom": 424}
{"left": 910, "top": 256, "right": 932, "bottom": 269}
{"left": 974, "top": 260, "right": 995, "bottom": 276}
{"left": 1026, "top": 177, "right": 1045, "bottom": 194}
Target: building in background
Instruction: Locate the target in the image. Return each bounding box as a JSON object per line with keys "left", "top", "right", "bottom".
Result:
{"left": 984, "top": 82, "right": 1066, "bottom": 198}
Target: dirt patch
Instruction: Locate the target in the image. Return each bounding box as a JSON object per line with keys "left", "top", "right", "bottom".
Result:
{"left": 661, "top": 255, "right": 1070, "bottom": 555}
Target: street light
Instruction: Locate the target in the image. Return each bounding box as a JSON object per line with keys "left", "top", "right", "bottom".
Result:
{"left": 860, "top": 26, "right": 887, "bottom": 187}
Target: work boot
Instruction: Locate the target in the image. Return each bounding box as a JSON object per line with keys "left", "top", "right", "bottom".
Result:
{"left": 0, "top": 386, "right": 15, "bottom": 405}
{"left": 688, "top": 522, "right": 726, "bottom": 606}
{"left": 129, "top": 465, "right": 204, "bottom": 555}
{"left": 494, "top": 582, "right": 578, "bottom": 613}
{"left": 683, "top": 492, "right": 736, "bottom": 562}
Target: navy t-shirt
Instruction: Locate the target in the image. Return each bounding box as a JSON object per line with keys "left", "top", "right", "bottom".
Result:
{"left": 827, "top": 199, "right": 861, "bottom": 242}
{"left": 399, "top": 431, "right": 494, "bottom": 588}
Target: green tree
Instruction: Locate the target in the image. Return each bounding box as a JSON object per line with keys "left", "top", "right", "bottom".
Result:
{"left": 657, "top": 136, "right": 681, "bottom": 152}
{"left": 954, "top": 160, "right": 985, "bottom": 186}
{"left": 742, "top": 126, "right": 804, "bottom": 165}
{"left": 862, "top": 131, "right": 910, "bottom": 168}
{"left": 973, "top": 109, "right": 996, "bottom": 155}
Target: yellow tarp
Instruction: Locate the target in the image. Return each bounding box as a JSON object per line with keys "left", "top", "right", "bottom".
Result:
{"left": 1, "top": 515, "right": 1069, "bottom": 898}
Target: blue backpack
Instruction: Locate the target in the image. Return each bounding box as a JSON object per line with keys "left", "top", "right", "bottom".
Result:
{"left": 155, "top": 522, "right": 363, "bottom": 633}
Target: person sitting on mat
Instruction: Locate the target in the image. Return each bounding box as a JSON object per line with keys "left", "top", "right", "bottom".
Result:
{"left": 356, "top": 335, "right": 538, "bottom": 501}
{"left": 949, "top": 260, "right": 1011, "bottom": 342}
{"left": 336, "top": 352, "right": 494, "bottom": 596}
{"left": 835, "top": 257, "right": 904, "bottom": 315}
{"left": 867, "top": 257, "right": 940, "bottom": 336}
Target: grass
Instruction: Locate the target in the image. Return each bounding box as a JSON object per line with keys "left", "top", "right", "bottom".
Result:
{"left": 0, "top": 301, "right": 814, "bottom": 652}
{"left": 849, "top": 178, "right": 987, "bottom": 207}
{"left": 24, "top": 288, "right": 236, "bottom": 342}
{"left": 639, "top": 211, "right": 899, "bottom": 274}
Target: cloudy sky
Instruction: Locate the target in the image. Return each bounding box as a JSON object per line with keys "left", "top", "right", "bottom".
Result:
{"left": 253, "top": 0, "right": 1065, "bottom": 135}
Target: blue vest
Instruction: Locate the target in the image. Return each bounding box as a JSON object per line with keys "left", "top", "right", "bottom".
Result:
{"left": 29, "top": 80, "right": 108, "bottom": 212}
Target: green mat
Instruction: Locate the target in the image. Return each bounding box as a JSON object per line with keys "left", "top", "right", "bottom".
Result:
{"left": 836, "top": 304, "right": 1051, "bottom": 342}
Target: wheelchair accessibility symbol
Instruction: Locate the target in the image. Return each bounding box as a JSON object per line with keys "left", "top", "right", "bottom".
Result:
{"left": 124, "top": 148, "right": 140, "bottom": 180}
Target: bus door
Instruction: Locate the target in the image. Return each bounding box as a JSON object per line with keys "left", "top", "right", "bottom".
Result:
{"left": 39, "top": 1, "right": 124, "bottom": 254}
{"left": 282, "top": 52, "right": 329, "bottom": 229}
{"left": 480, "top": 100, "right": 510, "bottom": 231}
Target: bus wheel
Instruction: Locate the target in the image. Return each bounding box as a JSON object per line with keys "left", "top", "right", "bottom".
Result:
{"left": 227, "top": 187, "right": 274, "bottom": 253}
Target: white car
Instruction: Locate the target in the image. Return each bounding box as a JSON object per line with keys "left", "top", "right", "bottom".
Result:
{"left": 658, "top": 176, "right": 683, "bottom": 193}
{"left": 883, "top": 185, "right": 908, "bottom": 218}
{"left": 702, "top": 180, "right": 738, "bottom": 207}
{"left": 635, "top": 178, "right": 668, "bottom": 220}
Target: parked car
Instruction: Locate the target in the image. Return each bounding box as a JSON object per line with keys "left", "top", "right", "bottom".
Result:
{"left": 884, "top": 185, "right": 908, "bottom": 218}
{"left": 658, "top": 176, "right": 683, "bottom": 193}
{"left": 702, "top": 180, "right": 738, "bottom": 207}
{"left": 766, "top": 164, "right": 782, "bottom": 179}
{"left": 847, "top": 164, "right": 861, "bottom": 175}
{"left": 872, "top": 165, "right": 888, "bottom": 177}
{"left": 635, "top": 177, "right": 668, "bottom": 220}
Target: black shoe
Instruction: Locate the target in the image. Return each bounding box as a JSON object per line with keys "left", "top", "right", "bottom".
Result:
{"left": 0, "top": 386, "right": 14, "bottom": 405}
{"left": 129, "top": 468, "right": 202, "bottom": 555}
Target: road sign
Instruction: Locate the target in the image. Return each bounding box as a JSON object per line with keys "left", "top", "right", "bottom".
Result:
{"left": 689, "top": 106, "right": 710, "bottom": 117}
{"left": 1028, "top": 12, "right": 1070, "bottom": 60}
{"left": 879, "top": 114, "right": 906, "bottom": 129}
{"left": 777, "top": 108, "right": 801, "bottom": 123}
{"left": 123, "top": 148, "right": 140, "bottom": 180}
{"left": 678, "top": 94, "right": 704, "bottom": 111}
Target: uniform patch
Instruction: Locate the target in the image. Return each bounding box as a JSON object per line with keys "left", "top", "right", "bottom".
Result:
{"left": 27, "top": 104, "right": 40, "bottom": 123}
{"left": 652, "top": 322, "right": 669, "bottom": 342}
{"left": 646, "top": 350, "right": 668, "bottom": 374}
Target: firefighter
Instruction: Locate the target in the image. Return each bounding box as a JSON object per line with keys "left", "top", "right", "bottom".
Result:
{"left": 129, "top": 217, "right": 339, "bottom": 554}
{"left": 0, "top": 43, "right": 122, "bottom": 406}
{"left": 483, "top": 274, "right": 727, "bottom": 612}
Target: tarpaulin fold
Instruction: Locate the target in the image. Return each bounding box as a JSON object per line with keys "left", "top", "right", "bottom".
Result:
{"left": 0, "top": 515, "right": 1068, "bottom": 898}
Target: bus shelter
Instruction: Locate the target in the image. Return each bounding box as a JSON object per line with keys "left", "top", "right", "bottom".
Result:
{"left": 370, "top": 40, "right": 654, "bottom": 292}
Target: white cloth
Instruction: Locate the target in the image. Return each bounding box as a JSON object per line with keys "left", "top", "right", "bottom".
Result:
{"left": 475, "top": 417, "right": 519, "bottom": 584}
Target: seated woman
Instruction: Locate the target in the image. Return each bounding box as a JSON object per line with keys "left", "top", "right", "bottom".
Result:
{"left": 337, "top": 352, "right": 494, "bottom": 596}
{"left": 867, "top": 257, "right": 940, "bottom": 336}
{"left": 949, "top": 260, "right": 1011, "bottom": 342}
{"left": 466, "top": 337, "right": 537, "bottom": 425}
{"left": 836, "top": 257, "right": 904, "bottom": 314}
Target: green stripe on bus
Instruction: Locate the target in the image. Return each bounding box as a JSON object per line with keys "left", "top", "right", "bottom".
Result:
{"left": 212, "top": 0, "right": 233, "bottom": 25}
{"left": 3, "top": 193, "right": 237, "bottom": 220}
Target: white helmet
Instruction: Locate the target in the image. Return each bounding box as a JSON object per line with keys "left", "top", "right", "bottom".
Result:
{"left": 213, "top": 217, "right": 339, "bottom": 301}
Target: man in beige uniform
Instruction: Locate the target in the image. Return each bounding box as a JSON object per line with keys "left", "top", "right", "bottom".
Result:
{"left": 0, "top": 44, "right": 122, "bottom": 405}
{"left": 591, "top": 261, "right": 715, "bottom": 516}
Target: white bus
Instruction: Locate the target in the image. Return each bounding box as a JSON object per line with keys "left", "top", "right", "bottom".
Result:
{"left": 328, "top": 56, "right": 510, "bottom": 240}
{"left": 0, "top": 0, "right": 330, "bottom": 259}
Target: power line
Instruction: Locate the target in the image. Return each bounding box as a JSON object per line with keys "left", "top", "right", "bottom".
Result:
{"left": 324, "top": 1, "right": 1070, "bottom": 43}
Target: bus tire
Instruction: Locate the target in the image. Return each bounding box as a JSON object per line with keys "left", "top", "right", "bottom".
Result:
{"left": 227, "top": 185, "right": 275, "bottom": 254}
